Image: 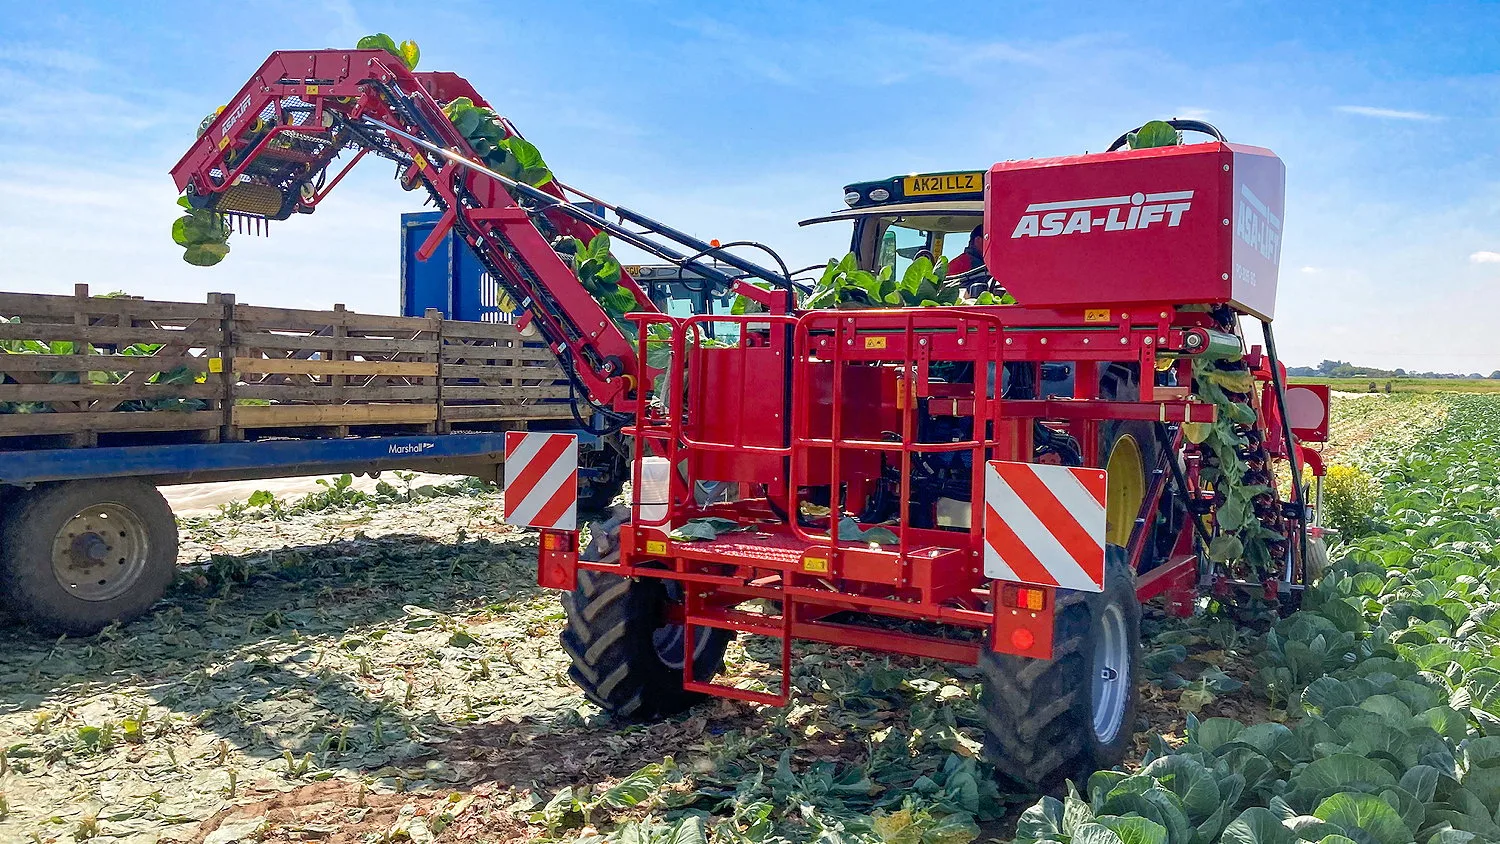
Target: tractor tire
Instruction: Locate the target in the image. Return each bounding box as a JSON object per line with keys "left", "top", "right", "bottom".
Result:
{"left": 0, "top": 479, "right": 178, "bottom": 635}
{"left": 1099, "top": 364, "right": 1182, "bottom": 572}
{"left": 1099, "top": 363, "right": 1162, "bottom": 485}
{"left": 979, "top": 546, "right": 1140, "bottom": 793}
{"left": 560, "top": 507, "right": 732, "bottom": 720}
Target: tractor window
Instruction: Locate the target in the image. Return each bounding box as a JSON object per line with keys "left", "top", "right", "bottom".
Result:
{"left": 658, "top": 290, "right": 699, "bottom": 318}
{"left": 859, "top": 216, "right": 984, "bottom": 275}
{"left": 879, "top": 223, "right": 929, "bottom": 279}
{"left": 939, "top": 231, "right": 970, "bottom": 263}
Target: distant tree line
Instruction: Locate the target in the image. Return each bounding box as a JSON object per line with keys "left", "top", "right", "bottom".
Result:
{"left": 1286, "top": 360, "right": 1500, "bottom": 380}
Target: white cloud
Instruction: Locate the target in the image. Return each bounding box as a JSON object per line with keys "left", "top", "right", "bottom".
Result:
{"left": 319, "top": 0, "right": 367, "bottom": 46}
{"left": 1336, "top": 105, "right": 1442, "bottom": 121}
{"left": 1470, "top": 251, "right": 1500, "bottom": 264}
{"left": 667, "top": 17, "right": 1108, "bottom": 89}
{"left": 0, "top": 46, "right": 100, "bottom": 74}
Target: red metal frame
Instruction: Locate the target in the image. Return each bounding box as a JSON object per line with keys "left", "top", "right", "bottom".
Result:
{"left": 170, "top": 50, "right": 648, "bottom": 409}
{"left": 173, "top": 50, "right": 1312, "bottom": 709}
{"left": 572, "top": 303, "right": 1258, "bottom": 699}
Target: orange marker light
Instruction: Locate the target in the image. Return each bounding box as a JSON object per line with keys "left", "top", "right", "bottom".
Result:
{"left": 1000, "top": 585, "right": 1047, "bottom": 611}
{"left": 710, "top": 239, "right": 721, "bottom": 248}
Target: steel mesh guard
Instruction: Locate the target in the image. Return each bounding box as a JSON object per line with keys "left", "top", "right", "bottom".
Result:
{"left": 214, "top": 182, "right": 285, "bottom": 217}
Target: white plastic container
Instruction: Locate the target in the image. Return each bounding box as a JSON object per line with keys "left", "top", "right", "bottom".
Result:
{"left": 636, "top": 456, "right": 671, "bottom": 522}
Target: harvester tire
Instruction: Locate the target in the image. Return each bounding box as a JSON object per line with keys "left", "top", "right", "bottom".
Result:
{"left": 1099, "top": 364, "right": 1183, "bottom": 570}
{"left": 979, "top": 546, "right": 1140, "bottom": 793}
{"left": 0, "top": 479, "right": 178, "bottom": 635}
{"left": 1099, "top": 363, "right": 1161, "bottom": 486}
{"left": 560, "top": 507, "right": 732, "bottom": 720}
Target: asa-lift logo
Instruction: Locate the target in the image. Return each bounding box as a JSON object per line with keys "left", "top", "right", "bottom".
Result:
{"left": 1235, "top": 184, "right": 1281, "bottom": 262}
{"left": 1010, "top": 190, "right": 1194, "bottom": 239}
{"left": 221, "top": 95, "right": 255, "bottom": 140}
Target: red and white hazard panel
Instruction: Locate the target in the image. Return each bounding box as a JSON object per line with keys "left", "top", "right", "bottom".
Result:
{"left": 503, "top": 432, "right": 579, "bottom": 531}
{"left": 983, "top": 460, "right": 1107, "bottom": 593}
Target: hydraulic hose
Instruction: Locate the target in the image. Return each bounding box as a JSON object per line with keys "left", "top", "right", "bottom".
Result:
{"left": 1261, "top": 320, "right": 1310, "bottom": 581}
{"left": 361, "top": 118, "right": 786, "bottom": 295}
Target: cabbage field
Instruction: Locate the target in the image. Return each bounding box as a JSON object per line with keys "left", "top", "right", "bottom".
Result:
{"left": 0, "top": 391, "right": 1497, "bottom": 844}
{"left": 1014, "top": 393, "right": 1500, "bottom": 844}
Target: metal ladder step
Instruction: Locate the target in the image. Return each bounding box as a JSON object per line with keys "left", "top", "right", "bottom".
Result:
{"left": 683, "top": 599, "right": 793, "bottom": 706}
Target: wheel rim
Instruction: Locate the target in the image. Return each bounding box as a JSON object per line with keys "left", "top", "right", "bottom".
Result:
{"left": 49, "top": 503, "right": 151, "bottom": 602}
{"left": 652, "top": 625, "right": 689, "bottom": 669}
{"left": 1092, "top": 603, "right": 1130, "bottom": 743}
{"left": 1105, "top": 434, "right": 1145, "bottom": 547}
{"left": 651, "top": 581, "right": 691, "bottom": 670}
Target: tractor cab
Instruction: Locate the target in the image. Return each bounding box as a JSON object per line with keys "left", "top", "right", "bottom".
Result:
{"left": 628, "top": 262, "right": 738, "bottom": 319}
{"left": 798, "top": 170, "right": 986, "bottom": 278}
{"left": 802, "top": 170, "right": 1074, "bottom": 397}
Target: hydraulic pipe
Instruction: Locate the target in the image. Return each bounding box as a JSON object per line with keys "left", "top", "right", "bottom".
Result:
{"left": 1163, "top": 328, "right": 1242, "bottom": 359}
{"left": 610, "top": 207, "right": 797, "bottom": 311}
{"left": 554, "top": 179, "right": 799, "bottom": 303}
{"left": 362, "top": 118, "right": 785, "bottom": 294}
{"left": 1260, "top": 319, "right": 1310, "bottom": 582}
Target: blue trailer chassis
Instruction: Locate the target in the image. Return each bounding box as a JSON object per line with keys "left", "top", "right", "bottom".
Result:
{"left": 0, "top": 431, "right": 603, "bottom": 488}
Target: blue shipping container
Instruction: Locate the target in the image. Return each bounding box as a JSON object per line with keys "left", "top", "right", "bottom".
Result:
{"left": 400, "top": 211, "right": 519, "bottom": 323}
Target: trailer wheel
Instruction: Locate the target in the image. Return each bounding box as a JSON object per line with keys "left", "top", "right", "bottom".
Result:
{"left": 979, "top": 546, "right": 1140, "bottom": 792}
{"left": 560, "top": 507, "right": 732, "bottom": 720}
{"left": 0, "top": 480, "right": 178, "bottom": 635}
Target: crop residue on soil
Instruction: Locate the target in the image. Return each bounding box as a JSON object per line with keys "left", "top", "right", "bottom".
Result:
{"left": 0, "top": 392, "right": 1443, "bottom": 842}
{"left": 0, "top": 483, "right": 1008, "bottom": 842}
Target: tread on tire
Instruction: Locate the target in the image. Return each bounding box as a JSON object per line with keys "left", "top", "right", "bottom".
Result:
{"left": 979, "top": 547, "right": 1141, "bottom": 793}
{"left": 560, "top": 507, "right": 732, "bottom": 720}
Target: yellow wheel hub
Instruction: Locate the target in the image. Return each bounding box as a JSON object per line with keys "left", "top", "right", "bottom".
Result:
{"left": 1105, "top": 435, "right": 1146, "bottom": 547}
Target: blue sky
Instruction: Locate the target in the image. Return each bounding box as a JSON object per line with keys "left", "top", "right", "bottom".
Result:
{"left": 1, "top": 1, "right": 1497, "bottom": 371}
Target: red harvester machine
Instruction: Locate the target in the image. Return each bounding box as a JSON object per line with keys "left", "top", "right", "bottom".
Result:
{"left": 172, "top": 50, "right": 1331, "bottom": 789}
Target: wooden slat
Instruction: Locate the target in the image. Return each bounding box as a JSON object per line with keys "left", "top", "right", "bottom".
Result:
{"left": 0, "top": 323, "right": 220, "bottom": 346}
{"left": 0, "top": 293, "right": 224, "bottom": 321}
{"left": 232, "top": 404, "right": 438, "bottom": 427}
{"left": 0, "top": 384, "right": 220, "bottom": 402}
{"left": 0, "top": 409, "right": 222, "bottom": 436}
{"left": 232, "top": 357, "right": 437, "bottom": 377}
{"left": 0, "top": 354, "right": 213, "bottom": 373}
{"left": 233, "top": 305, "right": 437, "bottom": 332}
{"left": 234, "top": 385, "right": 435, "bottom": 402}
{"left": 438, "top": 321, "right": 533, "bottom": 341}
{"left": 440, "top": 363, "right": 565, "bottom": 380}
{"left": 442, "top": 385, "right": 574, "bottom": 400}
{"left": 441, "top": 344, "right": 558, "bottom": 362}
{"left": 442, "top": 404, "right": 575, "bottom": 421}
{"left": 234, "top": 335, "right": 437, "bottom": 354}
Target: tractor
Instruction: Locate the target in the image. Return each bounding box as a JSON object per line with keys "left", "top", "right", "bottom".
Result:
{"left": 171, "top": 50, "right": 1328, "bottom": 790}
